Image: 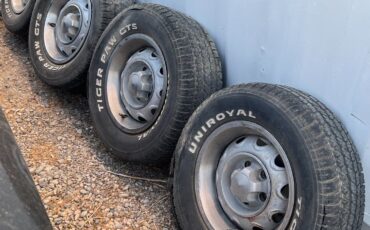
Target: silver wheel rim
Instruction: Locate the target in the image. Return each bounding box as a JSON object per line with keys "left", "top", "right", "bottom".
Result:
{"left": 106, "top": 34, "right": 167, "bottom": 132}
{"left": 10, "top": 0, "right": 29, "bottom": 14}
{"left": 43, "top": 0, "right": 91, "bottom": 64}
{"left": 196, "top": 121, "right": 295, "bottom": 230}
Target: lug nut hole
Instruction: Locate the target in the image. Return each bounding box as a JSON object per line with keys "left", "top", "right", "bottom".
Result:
{"left": 272, "top": 212, "right": 285, "bottom": 223}
{"left": 138, "top": 116, "right": 146, "bottom": 122}
{"left": 274, "top": 155, "right": 285, "bottom": 168}
{"left": 259, "top": 192, "right": 267, "bottom": 202}
{"left": 236, "top": 137, "right": 245, "bottom": 144}
{"left": 244, "top": 161, "right": 252, "bottom": 167}
{"left": 281, "top": 184, "right": 289, "bottom": 199}
{"left": 259, "top": 170, "right": 267, "bottom": 180}
{"left": 252, "top": 227, "right": 263, "bottom": 230}
{"left": 256, "top": 138, "right": 267, "bottom": 146}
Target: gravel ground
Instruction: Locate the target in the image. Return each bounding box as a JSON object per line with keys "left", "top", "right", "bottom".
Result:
{"left": 0, "top": 20, "right": 177, "bottom": 229}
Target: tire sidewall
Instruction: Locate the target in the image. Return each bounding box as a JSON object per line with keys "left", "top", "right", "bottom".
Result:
{"left": 1, "top": 0, "right": 35, "bottom": 32}
{"left": 28, "top": 0, "right": 104, "bottom": 86}
{"left": 174, "top": 92, "right": 318, "bottom": 230}
{"left": 88, "top": 8, "right": 180, "bottom": 161}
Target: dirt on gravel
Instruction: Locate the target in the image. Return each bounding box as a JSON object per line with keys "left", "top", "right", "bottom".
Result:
{"left": 0, "top": 20, "right": 177, "bottom": 230}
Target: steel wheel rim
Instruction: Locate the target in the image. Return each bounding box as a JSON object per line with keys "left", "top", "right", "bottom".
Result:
{"left": 106, "top": 34, "right": 168, "bottom": 133}
{"left": 10, "top": 0, "right": 29, "bottom": 14}
{"left": 195, "top": 121, "right": 295, "bottom": 230}
{"left": 43, "top": 0, "right": 91, "bottom": 64}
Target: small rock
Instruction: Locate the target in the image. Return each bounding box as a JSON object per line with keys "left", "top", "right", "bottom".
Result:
{"left": 81, "top": 211, "right": 88, "bottom": 218}
{"left": 38, "top": 179, "right": 48, "bottom": 188}
{"left": 35, "top": 165, "right": 45, "bottom": 174}
{"left": 114, "top": 222, "right": 123, "bottom": 229}
{"left": 120, "top": 193, "right": 129, "bottom": 198}
{"left": 55, "top": 218, "right": 62, "bottom": 225}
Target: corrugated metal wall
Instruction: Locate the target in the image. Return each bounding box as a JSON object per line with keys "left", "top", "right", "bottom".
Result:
{"left": 140, "top": 0, "right": 370, "bottom": 224}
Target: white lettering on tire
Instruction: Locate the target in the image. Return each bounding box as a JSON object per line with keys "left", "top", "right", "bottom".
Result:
{"left": 95, "top": 23, "right": 138, "bottom": 112}
{"left": 95, "top": 68, "right": 105, "bottom": 112}
{"left": 33, "top": 12, "right": 66, "bottom": 71}
{"left": 100, "top": 23, "right": 137, "bottom": 64}
{"left": 289, "top": 196, "right": 302, "bottom": 230}
{"left": 4, "top": 0, "right": 12, "bottom": 18}
{"left": 119, "top": 23, "right": 137, "bottom": 35}
{"left": 188, "top": 110, "right": 257, "bottom": 153}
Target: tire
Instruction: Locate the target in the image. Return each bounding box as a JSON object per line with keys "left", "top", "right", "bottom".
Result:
{"left": 173, "top": 83, "right": 365, "bottom": 230}
{"left": 1, "top": 0, "right": 35, "bottom": 34}
{"left": 0, "top": 108, "right": 52, "bottom": 229}
{"left": 28, "top": 0, "right": 134, "bottom": 88}
{"left": 88, "top": 4, "right": 223, "bottom": 164}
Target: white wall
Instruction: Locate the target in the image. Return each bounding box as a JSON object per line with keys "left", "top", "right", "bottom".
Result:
{"left": 140, "top": 0, "right": 370, "bottom": 224}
